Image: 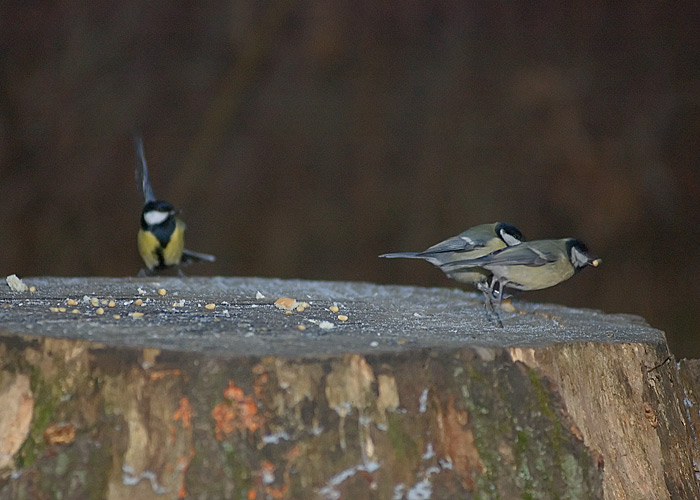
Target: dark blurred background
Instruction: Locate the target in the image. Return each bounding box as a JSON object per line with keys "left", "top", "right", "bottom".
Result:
{"left": 1, "top": 2, "right": 699, "bottom": 355}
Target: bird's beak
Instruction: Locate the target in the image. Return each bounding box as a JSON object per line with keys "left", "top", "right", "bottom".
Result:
{"left": 590, "top": 258, "right": 602, "bottom": 267}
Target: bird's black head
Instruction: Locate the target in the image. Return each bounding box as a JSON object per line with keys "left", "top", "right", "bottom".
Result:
{"left": 495, "top": 222, "right": 524, "bottom": 247}
{"left": 141, "top": 200, "right": 177, "bottom": 229}
{"left": 565, "top": 238, "right": 602, "bottom": 271}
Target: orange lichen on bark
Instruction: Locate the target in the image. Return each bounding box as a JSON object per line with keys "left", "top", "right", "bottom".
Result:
{"left": 223, "top": 380, "right": 245, "bottom": 401}
{"left": 173, "top": 397, "right": 193, "bottom": 429}
{"left": 213, "top": 380, "right": 262, "bottom": 440}
{"left": 149, "top": 369, "right": 182, "bottom": 381}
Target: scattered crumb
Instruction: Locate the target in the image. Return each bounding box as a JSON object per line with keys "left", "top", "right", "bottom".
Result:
{"left": 6, "top": 274, "right": 28, "bottom": 292}
{"left": 255, "top": 291, "right": 265, "bottom": 299}
{"left": 71, "top": 309, "right": 80, "bottom": 314}
{"left": 130, "top": 312, "right": 144, "bottom": 318}
{"left": 67, "top": 299, "right": 79, "bottom": 306}
{"left": 49, "top": 307, "right": 59, "bottom": 313}
{"left": 297, "top": 325, "right": 306, "bottom": 331}
{"left": 158, "top": 288, "right": 167, "bottom": 296}
{"left": 96, "top": 308, "right": 105, "bottom": 315}
{"left": 337, "top": 314, "right": 348, "bottom": 322}
{"left": 137, "top": 287, "right": 148, "bottom": 295}
{"left": 296, "top": 302, "right": 310, "bottom": 313}
{"left": 90, "top": 297, "right": 99, "bottom": 307}
{"left": 370, "top": 341, "right": 379, "bottom": 347}
{"left": 29, "top": 286, "right": 36, "bottom": 293}
{"left": 172, "top": 300, "right": 185, "bottom": 307}
{"left": 500, "top": 300, "right": 516, "bottom": 313}
{"left": 274, "top": 297, "right": 298, "bottom": 311}
{"left": 113, "top": 314, "right": 121, "bottom": 319}
{"left": 329, "top": 305, "right": 339, "bottom": 313}
{"left": 58, "top": 307, "right": 66, "bottom": 313}
{"left": 318, "top": 321, "right": 334, "bottom": 330}
{"left": 285, "top": 310, "right": 293, "bottom": 316}
{"left": 204, "top": 303, "right": 216, "bottom": 310}
{"left": 101, "top": 299, "right": 108, "bottom": 305}
{"left": 108, "top": 300, "right": 116, "bottom": 308}
{"left": 134, "top": 299, "right": 143, "bottom": 306}
{"left": 397, "top": 339, "right": 408, "bottom": 345}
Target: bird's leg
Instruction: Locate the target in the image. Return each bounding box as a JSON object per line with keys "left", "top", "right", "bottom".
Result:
{"left": 481, "top": 278, "right": 504, "bottom": 328}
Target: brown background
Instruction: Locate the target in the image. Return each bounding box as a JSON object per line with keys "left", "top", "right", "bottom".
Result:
{"left": 1, "top": 2, "right": 699, "bottom": 355}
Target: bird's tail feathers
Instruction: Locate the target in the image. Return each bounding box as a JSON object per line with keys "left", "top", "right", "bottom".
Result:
{"left": 134, "top": 134, "right": 156, "bottom": 203}
{"left": 181, "top": 249, "right": 216, "bottom": 264}
{"left": 378, "top": 252, "right": 421, "bottom": 259}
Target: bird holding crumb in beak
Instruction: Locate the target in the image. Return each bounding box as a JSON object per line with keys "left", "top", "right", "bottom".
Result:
{"left": 441, "top": 237, "right": 601, "bottom": 325}
{"left": 135, "top": 136, "right": 215, "bottom": 275}
{"left": 379, "top": 222, "right": 525, "bottom": 291}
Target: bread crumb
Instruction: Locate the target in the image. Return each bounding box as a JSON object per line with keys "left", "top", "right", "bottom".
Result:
{"left": 337, "top": 314, "right": 348, "bottom": 322}
{"left": 108, "top": 300, "right": 116, "bottom": 308}
{"left": 500, "top": 300, "right": 516, "bottom": 313}
{"left": 130, "top": 312, "right": 144, "bottom": 318}
{"left": 96, "top": 307, "right": 105, "bottom": 315}
{"left": 29, "top": 286, "right": 36, "bottom": 293}
{"left": 204, "top": 303, "right": 216, "bottom": 310}
{"left": 71, "top": 309, "right": 80, "bottom": 314}
{"left": 255, "top": 291, "right": 265, "bottom": 299}
{"left": 67, "top": 299, "right": 79, "bottom": 306}
{"left": 113, "top": 314, "right": 121, "bottom": 319}
{"left": 329, "top": 305, "right": 339, "bottom": 313}
{"left": 90, "top": 297, "right": 100, "bottom": 307}
{"left": 5, "top": 274, "right": 28, "bottom": 292}
{"left": 297, "top": 325, "right": 306, "bottom": 331}
{"left": 158, "top": 288, "right": 167, "bottom": 296}
{"left": 134, "top": 299, "right": 143, "bottom": 306}
{"left": 274, "top": 297, "right": 298, "bottom": 311}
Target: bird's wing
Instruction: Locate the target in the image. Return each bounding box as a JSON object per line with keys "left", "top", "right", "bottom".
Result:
{"left": 419, "top": 235, "right": 484, "bottom": 256}
{"left": 442, "top": 245, "right": 557, "bottom": 269}
{"left": 134, "top": 135, "right": 156, "bottom": 203}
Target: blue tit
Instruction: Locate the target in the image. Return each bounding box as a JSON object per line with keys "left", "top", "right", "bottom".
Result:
{"left": 379, "top": 222, "right": 524, "bottom": 290}
{"left": 135, "top": 136, "right": 215, "bottom": 274}
{"left": 441, "top": 238, "right": 601, "bottom": 324}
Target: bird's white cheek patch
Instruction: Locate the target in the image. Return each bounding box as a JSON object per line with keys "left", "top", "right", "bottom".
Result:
{"left": 571, "top": 247, "right": 589, "bottom": 267}
{"left": 501, "top": 231, "right": 521, "bottom": 247}
{"left": 144, "top": 210, "right": 169, "bottom": 226}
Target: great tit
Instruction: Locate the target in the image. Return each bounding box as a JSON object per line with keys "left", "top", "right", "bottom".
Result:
{"left": 441, "top": 238, "right": 601, "bottom": 319}
{"left": 379, "top": 222, "right": 524, "bottom": 289}
{"left": 135, "top": 136, "right": 215, "bottom": 275}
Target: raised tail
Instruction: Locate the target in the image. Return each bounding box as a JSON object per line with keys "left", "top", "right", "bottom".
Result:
{"left": 181, "top": 249, "right": 216, "bottom": 265}
{"left": 378, "top": 252, "right": 422, "bottom": 259}
{"left": 134, "top": 135, "right": 157, "bottom": 203}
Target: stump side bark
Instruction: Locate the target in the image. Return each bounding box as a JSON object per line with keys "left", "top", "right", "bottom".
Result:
{"left": 0, "top": 277, "right": 696, "bottom": 500}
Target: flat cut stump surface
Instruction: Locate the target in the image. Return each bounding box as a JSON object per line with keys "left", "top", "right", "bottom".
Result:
{"left": 0, "top": 277, "right": 661, "bottom": 357}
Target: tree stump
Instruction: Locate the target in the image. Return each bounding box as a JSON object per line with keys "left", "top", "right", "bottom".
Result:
{"left": 0, "top": 277, "right": 698, "bottom": 499}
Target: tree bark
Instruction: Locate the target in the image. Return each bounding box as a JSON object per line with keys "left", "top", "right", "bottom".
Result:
{"left": 0, "top": 277, "right": 697, "bottom": 499}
